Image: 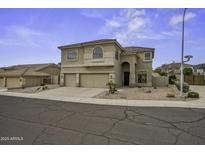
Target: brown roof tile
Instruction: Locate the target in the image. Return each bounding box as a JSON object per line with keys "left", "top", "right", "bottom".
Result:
{"left": 0, "top": 63, "right": 58, "bottom": 77}
{"left": 58, "top": 39, "right": 124, "bottom": 50}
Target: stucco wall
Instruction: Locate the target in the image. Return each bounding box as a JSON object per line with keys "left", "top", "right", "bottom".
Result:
{"left": 61, "top": 66, "right": 114, "bottom": 74}
{"left": 135, "top": 52, "right": 153, "bottom": 86}
{"left": 61, "top": 43, "right": 116, "bottom": 67}
{"left": 152, "top": 76, "right": 168, "bottom": 87}
{"left": 114, "top": 46, "right": 123, "bottom": 87}
{"left": 61, "top": 47, "right": 84, "bottom": 65}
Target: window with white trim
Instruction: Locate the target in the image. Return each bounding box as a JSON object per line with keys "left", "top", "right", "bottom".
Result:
{"left": 67, "top": 51, "right": 77, "bottom": 60}
{"left": 93, "top": 47, "right": 103, "bottom": 59}
{"left": 144, "top": 52, "right": 152, "bottom": 61}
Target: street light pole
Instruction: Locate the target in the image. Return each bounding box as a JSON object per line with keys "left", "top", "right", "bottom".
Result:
{"left": 180, "top": 8, "right": 187, "bottom": 97}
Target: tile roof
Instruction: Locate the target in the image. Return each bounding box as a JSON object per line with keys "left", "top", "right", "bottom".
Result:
{"left": 0, "top": 63, "right": 58, "bottom": 77}
{"left": 58, "top": 39, "right": 124, "bottom": 50}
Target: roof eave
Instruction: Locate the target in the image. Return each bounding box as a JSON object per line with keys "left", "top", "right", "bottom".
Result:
{"left": 58, "top": 39, "right": 124, "bottom": 50}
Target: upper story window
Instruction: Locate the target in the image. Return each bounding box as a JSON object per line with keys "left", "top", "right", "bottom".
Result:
{"left": 115, "top": 50, "right": 119, "bottom": 60}
{"left": 93, "top": 47, "right": 103, "bottom": 59}
{"left": 144, "top": 52, "right": 152, "bottom": 61}
{"left": 67, "top": 51, "right": 77, "bottom": 60}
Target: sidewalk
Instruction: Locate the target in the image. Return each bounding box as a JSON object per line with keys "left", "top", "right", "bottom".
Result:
{"left": 0, "top": 88, "right": 205, "bottom": 109}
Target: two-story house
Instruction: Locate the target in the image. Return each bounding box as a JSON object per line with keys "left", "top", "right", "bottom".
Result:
{"left": 58, "top": 39, "right": 154, "bottom": 88}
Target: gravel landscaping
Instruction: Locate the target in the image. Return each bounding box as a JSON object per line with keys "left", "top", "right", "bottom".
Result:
{"left": 95, "top": 86, "right": 185, "bottom": 101}
{"left": 8, "top": 84, "right": 60, "bottom": 93}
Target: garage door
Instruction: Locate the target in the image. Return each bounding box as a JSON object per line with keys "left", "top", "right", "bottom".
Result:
{"left": 80, "top": 74, "right": 108, "bottom": 88}
{"left": 65, "top": 74, "right": 76, "bottom": 87}
{"left": 6, "top": 77, "right": 20, "bottom": 88}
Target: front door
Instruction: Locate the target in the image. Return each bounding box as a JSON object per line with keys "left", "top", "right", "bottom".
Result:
{"left": 124, "top": 72, "right": 130, "bottom": 86}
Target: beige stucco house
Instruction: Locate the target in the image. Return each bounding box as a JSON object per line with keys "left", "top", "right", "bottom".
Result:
{"left": 0, "top": 63, "right": 60, "bottom": 89}
{"left": 58, "top": 39, "right": 154, "bottom": 88}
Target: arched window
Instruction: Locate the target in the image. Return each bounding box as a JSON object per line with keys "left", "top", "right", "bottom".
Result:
{"left": 93, "top": 47, "right": 103, "bottom": 59}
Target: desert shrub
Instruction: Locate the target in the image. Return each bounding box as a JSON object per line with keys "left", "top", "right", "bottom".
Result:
{"left": 166, "top": 93, "right": 175, "bottom": 98}
{"left": 106, "top": 81, "right": 117, "bottom": 94}
{"left": 42, "top": 85, "right": 48, "bottom": 90}
{"left": 169, "top": 75, "right": 177, "bottom": 84}
{"left": 187, "top": 91, "right": 199, "bottom": 98}
{"left": 183, "top": 67, "right": 193, "bottom": 75}
{"left": 146, "top": 90, "right": 152, "bottom": 93}
{"left": 175, "top": 81, "right": 190, "bottom": 93}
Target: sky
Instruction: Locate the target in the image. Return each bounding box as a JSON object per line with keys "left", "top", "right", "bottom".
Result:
{"left": 0, "top": 8, "right": 205, "bottom": 68}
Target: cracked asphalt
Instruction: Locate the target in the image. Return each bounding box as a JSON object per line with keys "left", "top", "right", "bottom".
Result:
{"left": 0, "top": 95, "right": 205, "bottom": 145}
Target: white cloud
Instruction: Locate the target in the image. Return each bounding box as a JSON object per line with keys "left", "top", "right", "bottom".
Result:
{"left": 169, "top": 12, "right": 196, "bottom": 25}
{"left": 80, "top": 9, "right": 105, "bottom": 19}
{"left": 0, "top": 25, "right": 50, "bottom": 47}
{"left": 120, "top": 9, "right": 145, "bottom": 19}
{"left": 9, "top": 26, "right": 47, "bottom": 39}
{"left": 128, "top": 17, "right": 145, "bottom": 31}
{"left": 82, "top": 9, "right": 183, "bottom": 45}
{"left": 105, "top": 19, "right": 121, "bottom": 28}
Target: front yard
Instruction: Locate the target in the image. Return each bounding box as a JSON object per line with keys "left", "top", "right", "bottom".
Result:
{"left": 95, "top": 86, "right": 190, "bottom": 101}
{"left": 8, "top": 84, "right": 60, "bottom": 93}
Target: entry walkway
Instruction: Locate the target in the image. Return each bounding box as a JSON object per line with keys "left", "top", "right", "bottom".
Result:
{"left": 0, "top": 86, "right": 204, "bottom": 109}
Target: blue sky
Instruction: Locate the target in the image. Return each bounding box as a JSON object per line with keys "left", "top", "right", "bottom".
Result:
{"left": 0, "top": 8, "right": 204, "bottom": 68}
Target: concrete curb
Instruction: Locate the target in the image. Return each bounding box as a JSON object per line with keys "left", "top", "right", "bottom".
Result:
{"left": 0, "top": 91, "right": 205, "bottom": 109}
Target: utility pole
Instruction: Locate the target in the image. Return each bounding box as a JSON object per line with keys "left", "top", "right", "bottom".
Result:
{"left": 180, "top": 8, "right": 187, "bottom": 97}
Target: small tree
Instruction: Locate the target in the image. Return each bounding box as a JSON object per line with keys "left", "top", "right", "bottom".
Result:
{"left": 183, "top": 67, "right": 193, "bottom": 75}
{"left": 106, "top": 80, "right": 117, "bottom": 94}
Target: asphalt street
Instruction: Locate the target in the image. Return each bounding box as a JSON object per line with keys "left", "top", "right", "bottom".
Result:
{"left": 0, "top": 95, "right": 205, "bottom": 145}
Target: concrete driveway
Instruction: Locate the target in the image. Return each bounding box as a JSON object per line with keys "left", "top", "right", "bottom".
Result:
{"left": 37, "top": 87, "right": 106, "bottom": 98}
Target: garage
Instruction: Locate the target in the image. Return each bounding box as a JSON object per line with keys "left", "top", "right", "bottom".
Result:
{"left": 6, "top": 77, "right": 20, "bottom": 88}
{"left": 80, "top": 73, "right": 109, "bottom": 88}
{"left": 65, "top": 74, "right": 76, "bottom": 87}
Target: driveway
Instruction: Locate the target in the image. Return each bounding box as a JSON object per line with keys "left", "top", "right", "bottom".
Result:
{"left": 37, "top": 87, "right": 106, "bottom": 98}
{"left": 1, "top": 95, "right": 205, "bottom": 145}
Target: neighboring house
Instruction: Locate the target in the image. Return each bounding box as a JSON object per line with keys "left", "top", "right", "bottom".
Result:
{"left": 0, "top": 63, "right": 60, "bottom": 88}
{"left": 58, "top": 39, "right": 154, "bottom": 88}
{"left": 193, "top": 63, "right": 205, "bottom": 75}
{"left": 160, "top": 62, "right": 193, "bottom": 78}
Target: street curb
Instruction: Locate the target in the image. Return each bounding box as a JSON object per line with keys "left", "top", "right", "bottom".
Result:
{"left": 0, "top": 91, "right": 205, "bottom": 109}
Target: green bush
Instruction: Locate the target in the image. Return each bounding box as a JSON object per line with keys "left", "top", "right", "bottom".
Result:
{"left": 106, "top": 80, "right": 117, "bottom": 94}
{"left": 175, "top": 81, "right": 190, "bottom": 93}
{"left": 187, "top": 91, "right": 199, "bottom": 98}
{"left": 169, "top": 75, "right": 177, "bottom": 84}
{"left": 183, "top": 67, "right": 193, "bottom": 75}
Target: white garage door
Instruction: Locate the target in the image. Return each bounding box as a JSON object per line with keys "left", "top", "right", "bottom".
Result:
{"left": 65, "top": 74, "right": 76, "bottom": 87}
{"left": 6, "top": 77, "right": 20, "bottom": 88}
{"left": 80, "top": 74, "right": 108, "bottom": 88}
